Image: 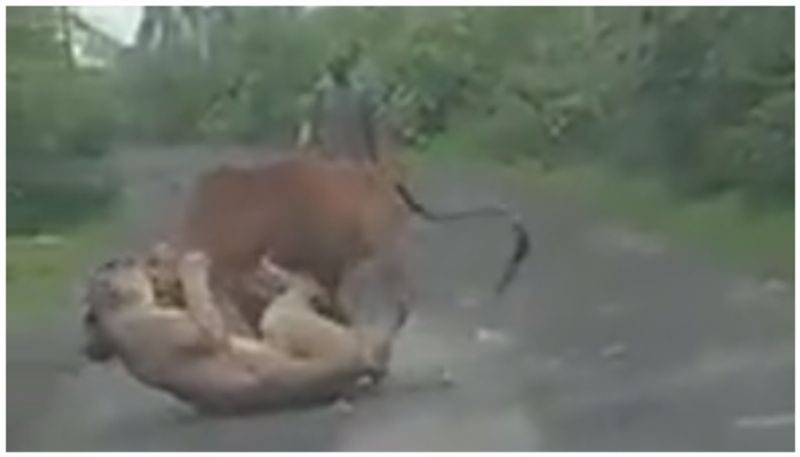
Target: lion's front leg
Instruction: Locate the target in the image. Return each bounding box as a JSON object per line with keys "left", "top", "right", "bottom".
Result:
{"left": 177, "top": 251, "right": 230, "bottom": 346}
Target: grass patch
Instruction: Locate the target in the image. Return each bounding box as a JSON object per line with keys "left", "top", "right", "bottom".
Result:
{"left": 7, "top": 220, "right": 116, "bottom": 323}
{"left": 508, "top": 160, "right": 794, "bottom": 279}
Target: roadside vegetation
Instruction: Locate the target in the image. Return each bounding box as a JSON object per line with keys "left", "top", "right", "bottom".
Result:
{"left": 7, "top": 6, "right": 793, "bottom": 320}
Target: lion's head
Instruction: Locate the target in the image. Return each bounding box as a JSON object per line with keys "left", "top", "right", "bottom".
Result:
{"left": 81, "top": 256, "right": 155, "bottom": 362}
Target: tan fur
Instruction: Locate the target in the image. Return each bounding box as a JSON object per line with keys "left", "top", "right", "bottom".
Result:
{"left": 82, "top": 251, "right": 395, "bottom": 414}
{"left": 142, "top": 243, "right": 184, "bottom": 309}
{"left": 255, "top": 256, "right": 390, "bottom": 370}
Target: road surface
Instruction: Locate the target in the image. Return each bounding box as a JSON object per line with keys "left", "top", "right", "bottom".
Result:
{"left": 8, "top": 146, "right": 794, "bottom": 451}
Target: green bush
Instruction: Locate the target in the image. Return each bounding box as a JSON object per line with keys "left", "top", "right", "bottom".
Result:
{"left": 8, "top": 7, "right": 118, "bottom": 234}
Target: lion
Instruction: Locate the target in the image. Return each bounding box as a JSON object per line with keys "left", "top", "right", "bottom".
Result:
{"left": 141, "top": 242, "right": 256, "bottom": 336}
{"left": 82, "top": 250, "right": 404, "bottom": 414}
{"left": 254, "top": 255, "right": 400, "bottom": 372}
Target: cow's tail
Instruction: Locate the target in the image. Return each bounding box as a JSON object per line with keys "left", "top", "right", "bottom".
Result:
{"left": 393, "top": 182, "right": 530, "bottom": 295}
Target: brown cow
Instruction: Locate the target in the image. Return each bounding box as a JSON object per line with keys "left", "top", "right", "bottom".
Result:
{"left": 175, "top": 156, "right": 529, "bottom": 334}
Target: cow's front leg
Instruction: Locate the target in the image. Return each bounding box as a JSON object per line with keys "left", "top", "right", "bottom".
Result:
{"left": 307, "top": 267, "right": 357, "bottom": 327}
{"left": 321, "top": 283, "right": 355, "bottom": 327}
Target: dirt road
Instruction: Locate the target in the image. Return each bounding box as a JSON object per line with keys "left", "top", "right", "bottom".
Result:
{"left": 8, "top": 146, "right": 794, "bottom": 451}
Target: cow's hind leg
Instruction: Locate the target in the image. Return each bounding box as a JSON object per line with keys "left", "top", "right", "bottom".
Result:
{"left": 374, "top": 239, "right": 414, "bottom": 339}
{"left": 375, "top": 241, "right": 457, "bottom": 390}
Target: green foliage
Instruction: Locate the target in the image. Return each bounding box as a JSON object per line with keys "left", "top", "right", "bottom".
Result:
{"left": 8, "top": 221, "right": 116, "bottom": 321}
{"left": 8, "top": 7, "right": 118, "bottom": 234}
{"left": 609, "top": 7, "right": 794, "bottom": 205}
{"left": 8, "top": 180, "right": 116, "bottom": 235}
{"left": 7, "top": 6, "right": 793, "bottom": 322}
{"left": 114, "top": 6, "right": 793, "bottom": 207}
{"left": 510, "top": 161, "right": 793, "bottom": 279}
{"left": 10, "top": 6, "right": 793, "bottom": 237}
{"left": 389, "top": 6, "right": 793, "bottom": 207}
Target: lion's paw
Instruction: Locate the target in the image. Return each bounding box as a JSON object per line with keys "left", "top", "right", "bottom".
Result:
{"left": 181, "top": 251, "right": 210, "bottom": 271}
